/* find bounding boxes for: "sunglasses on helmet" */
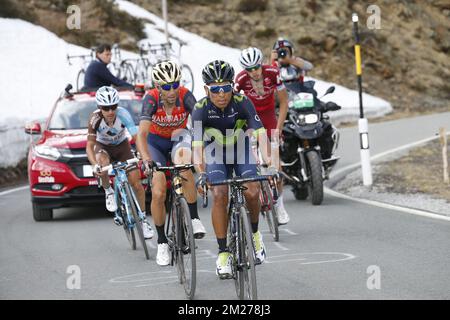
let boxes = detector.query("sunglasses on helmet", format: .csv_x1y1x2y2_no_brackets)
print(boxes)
160,82,180,91
100,105,118,111
207,84,233,94
245,64,261,72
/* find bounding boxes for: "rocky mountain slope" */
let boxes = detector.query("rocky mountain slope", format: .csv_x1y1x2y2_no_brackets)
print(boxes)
133,0,450,115
2,0,449,116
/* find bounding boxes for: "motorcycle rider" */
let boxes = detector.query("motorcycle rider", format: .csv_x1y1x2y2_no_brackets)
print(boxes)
270,38,314,86
235,47,290,225
272,38,338,161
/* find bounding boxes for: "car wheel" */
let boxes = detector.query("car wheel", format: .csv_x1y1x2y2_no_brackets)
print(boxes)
32,203,53,221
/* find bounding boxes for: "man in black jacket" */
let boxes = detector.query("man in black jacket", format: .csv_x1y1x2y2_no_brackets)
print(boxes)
83,44,133,90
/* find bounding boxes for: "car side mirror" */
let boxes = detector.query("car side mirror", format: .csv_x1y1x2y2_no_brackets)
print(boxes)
25,122,41,135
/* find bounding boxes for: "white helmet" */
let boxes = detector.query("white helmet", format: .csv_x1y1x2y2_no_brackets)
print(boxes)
239,47,263,69
152,60,181,85
95,86,120,106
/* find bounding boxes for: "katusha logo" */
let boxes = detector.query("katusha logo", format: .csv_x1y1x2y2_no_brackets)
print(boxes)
38,170,55,183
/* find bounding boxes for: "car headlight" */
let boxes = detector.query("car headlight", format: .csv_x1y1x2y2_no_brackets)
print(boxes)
304,114,318,124
35,145,61,160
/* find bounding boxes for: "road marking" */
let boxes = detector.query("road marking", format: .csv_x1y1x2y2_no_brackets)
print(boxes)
265,252,356,265
0,185,28,197
273,242,290,251
328,133,450,222
325,187,450,222
281,228,298,235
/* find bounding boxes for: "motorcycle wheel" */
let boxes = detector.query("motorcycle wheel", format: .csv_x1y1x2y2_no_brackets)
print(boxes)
306,151,323,205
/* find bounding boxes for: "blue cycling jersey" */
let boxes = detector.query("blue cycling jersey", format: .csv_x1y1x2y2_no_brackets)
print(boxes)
191,93,265,147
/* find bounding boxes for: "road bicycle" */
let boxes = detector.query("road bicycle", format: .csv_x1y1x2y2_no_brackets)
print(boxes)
101,158,150,260
149,163,197,299
204,175,270,300
137,39,194,92
251,141,280,241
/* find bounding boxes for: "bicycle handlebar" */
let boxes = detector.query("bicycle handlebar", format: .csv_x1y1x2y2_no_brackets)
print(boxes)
101,158,139,172
209,175,271,187
153,163,194,172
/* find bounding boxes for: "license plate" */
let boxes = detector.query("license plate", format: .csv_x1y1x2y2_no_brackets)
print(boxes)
83,165,94,177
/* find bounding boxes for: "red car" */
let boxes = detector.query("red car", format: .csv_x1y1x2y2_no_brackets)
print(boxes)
25,85,148,221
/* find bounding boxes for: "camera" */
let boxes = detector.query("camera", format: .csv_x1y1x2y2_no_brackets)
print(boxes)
277,48,289,58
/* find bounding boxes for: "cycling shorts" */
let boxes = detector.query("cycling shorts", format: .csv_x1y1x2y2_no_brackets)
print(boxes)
205,137,258,184
147,130,192,166
94,139,137,171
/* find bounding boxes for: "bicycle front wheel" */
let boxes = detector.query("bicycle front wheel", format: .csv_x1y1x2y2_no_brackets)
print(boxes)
239,206,258,300
176,197,196,300
125,184,150,260
118,192,136,250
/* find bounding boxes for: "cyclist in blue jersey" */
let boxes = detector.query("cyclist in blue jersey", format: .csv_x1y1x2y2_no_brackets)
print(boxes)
192,60,270,279
86,86,153,239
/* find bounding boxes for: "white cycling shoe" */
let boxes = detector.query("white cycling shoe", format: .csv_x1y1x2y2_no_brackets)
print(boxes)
156,243,170,266
191,219,206,239
275,196,290,225
142,220,154,239
253,231,266,265
216,252,233,279
105,189,118,212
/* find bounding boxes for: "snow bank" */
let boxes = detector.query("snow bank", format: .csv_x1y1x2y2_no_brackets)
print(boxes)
0,1,392,167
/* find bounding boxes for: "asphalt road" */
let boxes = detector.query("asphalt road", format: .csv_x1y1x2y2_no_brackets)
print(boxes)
1,112,449,300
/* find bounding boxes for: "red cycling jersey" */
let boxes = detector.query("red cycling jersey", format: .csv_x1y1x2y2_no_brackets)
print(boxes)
235,65,285,138
140,86,196,139
235,65,285,113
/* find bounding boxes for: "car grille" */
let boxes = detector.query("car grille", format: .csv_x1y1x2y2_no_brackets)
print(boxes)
67,186,104,195
60,148,91,179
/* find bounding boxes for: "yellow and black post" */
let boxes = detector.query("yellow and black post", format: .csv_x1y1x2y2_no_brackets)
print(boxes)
353,13,373,186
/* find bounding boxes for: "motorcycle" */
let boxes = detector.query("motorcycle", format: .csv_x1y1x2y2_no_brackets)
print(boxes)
280,81,341,205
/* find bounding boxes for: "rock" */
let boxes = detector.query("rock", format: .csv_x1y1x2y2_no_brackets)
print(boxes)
323,35,337,52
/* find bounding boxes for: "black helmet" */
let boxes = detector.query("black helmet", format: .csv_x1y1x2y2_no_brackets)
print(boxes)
273,38,294,54
202,60,235,84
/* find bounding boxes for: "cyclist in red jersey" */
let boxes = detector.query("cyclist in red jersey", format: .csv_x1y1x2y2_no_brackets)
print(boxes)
235,47,290,225
136,61,206,266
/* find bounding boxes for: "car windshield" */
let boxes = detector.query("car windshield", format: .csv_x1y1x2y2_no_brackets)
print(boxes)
48,98,142,130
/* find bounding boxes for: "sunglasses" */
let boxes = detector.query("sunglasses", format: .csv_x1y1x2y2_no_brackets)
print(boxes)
100,105,118,112
160,82,180,91
207,84,233,94
245,64,261,72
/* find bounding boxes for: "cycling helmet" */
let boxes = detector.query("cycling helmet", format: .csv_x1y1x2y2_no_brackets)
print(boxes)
95,86,120,106
202,60,235,84
273,38,294,54
151,60,181,85
239,47,263,69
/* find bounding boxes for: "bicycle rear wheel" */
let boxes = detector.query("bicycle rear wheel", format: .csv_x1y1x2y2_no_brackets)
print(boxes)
175,197,196,299
180,64,194,92
76,69,85,91
239,206,258,300
120,61,135,83
125,184,150,260
261,181,279,242
118,192,136,250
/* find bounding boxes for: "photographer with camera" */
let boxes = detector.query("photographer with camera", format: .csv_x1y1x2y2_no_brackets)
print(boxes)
270,38,313,85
